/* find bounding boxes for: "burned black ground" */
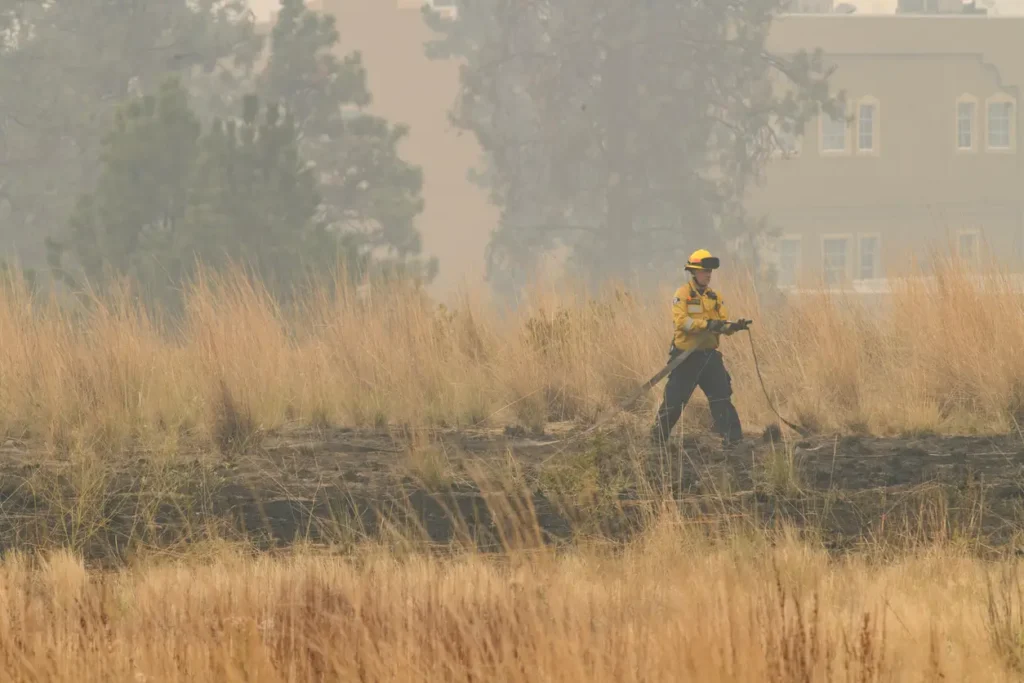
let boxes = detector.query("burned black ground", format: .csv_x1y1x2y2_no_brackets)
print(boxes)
1,424,1024,564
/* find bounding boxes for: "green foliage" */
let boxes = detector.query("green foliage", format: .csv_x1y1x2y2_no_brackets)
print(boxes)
536,433,631,535
0,0,259,269
47,79,203,292
3,0,434,294
46,78,338,304
258,0,437,284
180,92,328,290
424,0,839,296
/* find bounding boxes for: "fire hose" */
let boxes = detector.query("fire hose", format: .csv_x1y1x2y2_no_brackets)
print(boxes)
533,320,808,449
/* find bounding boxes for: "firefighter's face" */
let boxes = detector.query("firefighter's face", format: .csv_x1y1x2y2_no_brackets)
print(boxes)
693,269,712,287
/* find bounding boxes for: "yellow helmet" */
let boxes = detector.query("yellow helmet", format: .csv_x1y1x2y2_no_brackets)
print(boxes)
685,249,720,272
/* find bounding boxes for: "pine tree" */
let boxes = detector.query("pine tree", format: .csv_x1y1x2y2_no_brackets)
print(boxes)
48,79,202,295
48,79,338,305
259,0,437,284
180,93,328,294
0,0,259,272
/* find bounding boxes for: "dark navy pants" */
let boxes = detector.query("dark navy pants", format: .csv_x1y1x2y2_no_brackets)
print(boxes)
651,349,743,444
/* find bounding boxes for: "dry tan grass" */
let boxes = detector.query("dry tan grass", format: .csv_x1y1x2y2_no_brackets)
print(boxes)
1,254,1023,456
2,259,1023,679
0,521,1022,681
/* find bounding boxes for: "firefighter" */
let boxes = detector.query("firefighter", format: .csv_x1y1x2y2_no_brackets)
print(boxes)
651,249,750,447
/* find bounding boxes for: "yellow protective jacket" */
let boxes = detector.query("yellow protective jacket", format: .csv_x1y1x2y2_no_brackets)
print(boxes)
670,281,737,352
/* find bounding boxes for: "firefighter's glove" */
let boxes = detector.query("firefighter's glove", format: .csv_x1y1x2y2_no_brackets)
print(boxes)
730,319,752,332
706,320,728,334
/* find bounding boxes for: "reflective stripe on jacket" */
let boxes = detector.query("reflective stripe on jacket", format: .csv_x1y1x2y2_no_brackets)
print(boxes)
670,282,736,352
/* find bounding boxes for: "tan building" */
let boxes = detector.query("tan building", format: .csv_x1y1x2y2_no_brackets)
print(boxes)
752,14,1024,288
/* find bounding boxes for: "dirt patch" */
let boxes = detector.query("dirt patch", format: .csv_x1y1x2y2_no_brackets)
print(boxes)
2,426,1024,563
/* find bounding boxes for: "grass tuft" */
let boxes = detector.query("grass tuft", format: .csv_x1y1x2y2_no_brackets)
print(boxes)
212,378,263,456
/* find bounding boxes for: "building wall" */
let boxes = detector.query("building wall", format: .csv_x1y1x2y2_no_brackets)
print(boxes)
749,15,1024,286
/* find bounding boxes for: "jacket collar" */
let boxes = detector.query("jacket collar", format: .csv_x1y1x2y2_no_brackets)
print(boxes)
688,281,717,300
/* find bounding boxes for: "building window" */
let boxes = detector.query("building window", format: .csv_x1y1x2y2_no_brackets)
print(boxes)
987,98,1014,150
820,108,847,153
958,230,979,263
776,236,801,288
857,102,876,152
957,100,976,150
858,235,880,280
822,236,850,285
775,129,801,158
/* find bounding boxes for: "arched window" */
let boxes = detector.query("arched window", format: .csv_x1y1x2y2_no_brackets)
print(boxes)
955,94,979,153
856,96,880,155
985,93,1016,152
819,103,849,155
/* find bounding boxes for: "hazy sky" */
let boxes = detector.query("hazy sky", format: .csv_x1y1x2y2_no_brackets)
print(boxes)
248,0,280,23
